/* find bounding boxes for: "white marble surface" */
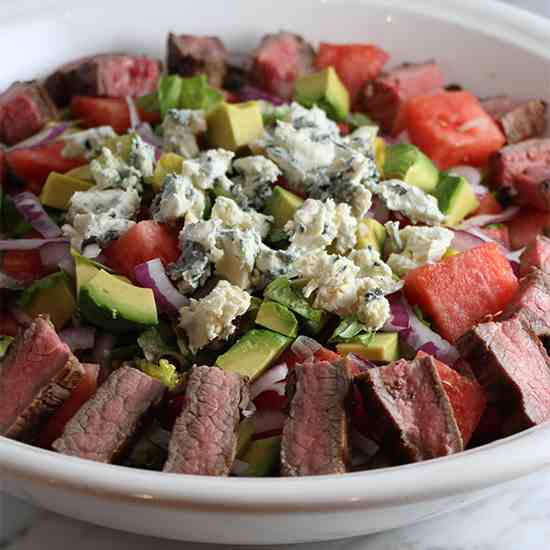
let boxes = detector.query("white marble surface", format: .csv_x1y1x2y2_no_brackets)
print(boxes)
2,0,550,548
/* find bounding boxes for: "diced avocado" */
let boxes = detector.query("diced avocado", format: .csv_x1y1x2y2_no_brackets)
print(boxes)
383,144,439,193
436,172,480,227
356,218,386,253
374,137,386,174
240,436,281,477
294,66,350,121
336,332,400,362
207,101,264,151
20,272,76,330
65,164,93,181
0,336,13,360
40,172,94,210
263,277,328,335
264,185,304,228
216,329,291,381
236,418,256,457
79,269,158,332
72,251,129,296
152,152,185,192
255,301,298,338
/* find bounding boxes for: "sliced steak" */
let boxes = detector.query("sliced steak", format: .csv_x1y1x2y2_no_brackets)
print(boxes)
52,366,164,463
364,61,444,135
0,316,84,442
490,138,550,210
281,360,351,476
520,234,550,276
45,54,161,106
500,268,550,337
0,82,58,145
457,317,550,435
163,366,247,476
357,355,463,463
481,96,546,144
251,31,315,100
166,33,227,88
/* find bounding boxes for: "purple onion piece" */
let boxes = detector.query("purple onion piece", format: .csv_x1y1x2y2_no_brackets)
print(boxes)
250,363,288,400
13,192,62,238
7,121,76,151
59,327,96,351
39,241,72,271
458,206,519,230
236,85,285,105
0,238,68,251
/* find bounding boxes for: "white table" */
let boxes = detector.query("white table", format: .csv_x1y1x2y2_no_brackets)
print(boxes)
2,1,550,548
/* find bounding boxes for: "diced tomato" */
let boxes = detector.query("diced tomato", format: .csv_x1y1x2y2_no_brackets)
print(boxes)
0,312,19,337
474,192,503,216
506,207,550,250
1,249,46,282
6,141,86,187
404,243,518,342
70,96,161,134
103,220,180,279
402,91,506,170
315,43,390,105
38,364,99,449
482,224,511,249
254,390,288,412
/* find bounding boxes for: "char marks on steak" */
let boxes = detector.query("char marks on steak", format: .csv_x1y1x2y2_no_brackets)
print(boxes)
52,366,164,463
0,81,58,146
520,235,550,277
163,366,247,476
357,355,463,463
281,360,351,476
0,316,84,441
166,33,228,89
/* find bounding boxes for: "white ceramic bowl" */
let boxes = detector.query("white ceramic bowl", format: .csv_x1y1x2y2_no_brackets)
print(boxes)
2,0,550,544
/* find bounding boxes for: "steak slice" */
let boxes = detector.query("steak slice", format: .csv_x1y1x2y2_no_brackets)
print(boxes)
356,355,463,463
251,32,315,100
45,54,161,106
457,317,550,435
53,366,164,463
163,366,247,476
500,268,550,337
281,360,351,476
364,61,444,135
166,33,228,88
0,81,58,145
481,96,546,144
0,316,84,442
520,235,550,276
490,138,550,210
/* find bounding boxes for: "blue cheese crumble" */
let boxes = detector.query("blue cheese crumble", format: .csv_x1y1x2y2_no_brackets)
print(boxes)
161,109,207,158
62,126,116,159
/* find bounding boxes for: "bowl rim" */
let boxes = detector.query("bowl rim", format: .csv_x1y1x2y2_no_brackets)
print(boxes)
2,0,550,514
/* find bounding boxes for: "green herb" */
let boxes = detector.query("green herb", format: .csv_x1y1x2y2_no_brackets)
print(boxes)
134,358,183,391
0,336,14,360
328,316,373,344
158,75,184,118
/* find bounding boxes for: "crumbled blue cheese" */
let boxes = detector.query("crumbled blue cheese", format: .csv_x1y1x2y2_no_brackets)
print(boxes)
179,219,224,263
90,147,141,191
344,126,378,157
366,179,444,225
161,109,206,158
128,134,155,179
178,280,251,353
252,245,295,287
168,241,211,294
355,282,390,330
152,173,205,225
284,102,340,137
181,149,234,191
349,247,402,295
62,126,116,159
387,225,454,277
210,196,272,239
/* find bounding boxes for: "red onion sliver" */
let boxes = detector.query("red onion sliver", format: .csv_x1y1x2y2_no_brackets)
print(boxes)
13,192,62,238
346,353,378,373
135,122,163,147
125,96,141,129
451,229,487,252
290,335,322,360
252,409,286,436
58,257,76,277
459,206,519,229
7,121,76,151
0,238,68,251
59,327,96,351
134,258,188,315
382,293,410,331
250,363,288,400
39,241,71,270
236,85,285,105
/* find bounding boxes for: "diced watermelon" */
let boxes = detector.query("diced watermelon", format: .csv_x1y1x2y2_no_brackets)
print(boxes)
506,207,550,250
315,43,390,106
402,91,506,170
1,249,47,282
404,243,519,342
474,192,503,216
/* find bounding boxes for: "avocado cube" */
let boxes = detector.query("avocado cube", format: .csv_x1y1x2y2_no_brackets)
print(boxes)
21,272,76,330
152,152,185,192
236,418,256,458
356,218,386,254
264,185,304,228
216,329,291,381
383,144,439,194
72,251,130,296
40,172,94,210
294,66,350,121
374,137,386,174
79,269,158,332
65,164,93,181
256,301,298,338
436,172,480,227
207,101,264,151
240,436,281,477
336,332,400,362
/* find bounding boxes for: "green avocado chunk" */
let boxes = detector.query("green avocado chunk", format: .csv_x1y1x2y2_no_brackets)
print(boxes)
356,218,386,254
255,301,298,338
336,332,400,362
240,436,282,477
236,418,256,457
264,185,304,228
436,172,480,227
216,329,291,381
383,144,439,193
40,172,94,210
294,66,350,121
79,269,158,332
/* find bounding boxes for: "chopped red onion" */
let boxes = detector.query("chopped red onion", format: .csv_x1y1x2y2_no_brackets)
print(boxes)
252,409,286,436
0,238,68,251
13,192,62,238
230,459,251,477
58,257,76,277
135,122,162,159
451,229,487,252
7,121,76,151
459,206,519,229
134,258,188,315
125,96,140,129
39,241,71,270
346,353,377,373
369,197,390,224
382,293,410,331
236,85,285,105
250,363,288,400
59,327,96,351
290,335,322,360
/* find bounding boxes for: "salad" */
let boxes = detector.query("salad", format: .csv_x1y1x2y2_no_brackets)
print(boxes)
0,31,549,477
